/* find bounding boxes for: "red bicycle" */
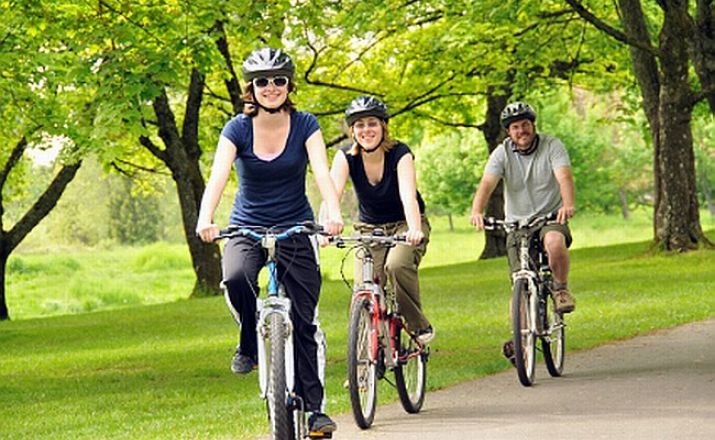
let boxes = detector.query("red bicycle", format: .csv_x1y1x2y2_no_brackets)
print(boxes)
331,230,428,429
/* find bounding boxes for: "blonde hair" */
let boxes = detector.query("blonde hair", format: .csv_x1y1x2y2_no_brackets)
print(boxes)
348,119,397,156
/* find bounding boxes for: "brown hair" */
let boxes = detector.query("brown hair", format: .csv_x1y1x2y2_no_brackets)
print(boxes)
348,119,397,156
241,82,297,117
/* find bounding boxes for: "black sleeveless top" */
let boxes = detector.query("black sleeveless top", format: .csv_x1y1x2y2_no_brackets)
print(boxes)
341,142,426,224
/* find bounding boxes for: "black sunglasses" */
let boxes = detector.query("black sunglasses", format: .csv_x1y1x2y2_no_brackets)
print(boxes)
252,76,289,88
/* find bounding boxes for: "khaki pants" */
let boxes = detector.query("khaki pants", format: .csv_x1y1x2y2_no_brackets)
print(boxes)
353,216,431,331
506,222,572,273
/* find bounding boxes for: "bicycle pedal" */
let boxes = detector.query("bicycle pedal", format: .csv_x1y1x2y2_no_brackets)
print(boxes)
308,432,333,439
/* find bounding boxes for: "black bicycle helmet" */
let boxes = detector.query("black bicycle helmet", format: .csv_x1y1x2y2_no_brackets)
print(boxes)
345,96,389,126
500,102,537,129
242,47,295,81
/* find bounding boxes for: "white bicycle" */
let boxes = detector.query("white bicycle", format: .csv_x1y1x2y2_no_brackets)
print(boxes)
217,222,330,439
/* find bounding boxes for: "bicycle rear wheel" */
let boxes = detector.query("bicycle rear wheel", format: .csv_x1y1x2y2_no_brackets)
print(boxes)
266,312,292,439
394,322,427,413
542,293,566,377
347,296,378,429
512,278,536,386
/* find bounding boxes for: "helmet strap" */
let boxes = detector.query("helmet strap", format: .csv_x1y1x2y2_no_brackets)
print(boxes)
355,135,384,154
509,134,540,156
361,145,381,154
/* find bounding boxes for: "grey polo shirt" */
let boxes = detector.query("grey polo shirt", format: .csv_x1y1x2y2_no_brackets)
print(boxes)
484,134,571,222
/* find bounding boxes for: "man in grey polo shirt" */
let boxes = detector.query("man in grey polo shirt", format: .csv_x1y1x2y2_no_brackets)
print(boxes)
470,102,576,315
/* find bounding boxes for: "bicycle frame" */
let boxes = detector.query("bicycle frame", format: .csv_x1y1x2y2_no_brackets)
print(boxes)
218,223,321,439
334,231,428,428
485,212,566,385
352,244,399,369
489,214,557,336
256,235,295,402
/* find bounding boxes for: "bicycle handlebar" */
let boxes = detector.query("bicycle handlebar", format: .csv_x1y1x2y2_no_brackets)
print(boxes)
328,230,408,249
215,221,325,242
483,211,559,233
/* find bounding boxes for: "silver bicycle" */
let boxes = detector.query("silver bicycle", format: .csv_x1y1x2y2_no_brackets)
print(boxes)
485,212,566,386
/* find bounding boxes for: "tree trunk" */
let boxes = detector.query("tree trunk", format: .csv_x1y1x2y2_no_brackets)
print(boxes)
691,0,715,113
447,212,454,232
142,78,223,297
0,248,8,321
0,149,82,320
618,187,631,220
702,168,715,217
479,87,510,259
653,1,706,250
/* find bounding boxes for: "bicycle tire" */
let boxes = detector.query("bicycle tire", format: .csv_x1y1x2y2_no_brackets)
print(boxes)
267,312,292,439
512,278,536,386
542,293,566,377
394,322,426,413
347,296,378,429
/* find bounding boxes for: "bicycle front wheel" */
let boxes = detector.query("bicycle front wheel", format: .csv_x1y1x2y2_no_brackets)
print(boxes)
542,293,566,377
266,313,292,439
347,296,378,429
512,278,536,386
394,323,427,413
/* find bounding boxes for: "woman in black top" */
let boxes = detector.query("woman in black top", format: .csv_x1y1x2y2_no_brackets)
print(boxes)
325,96,434,344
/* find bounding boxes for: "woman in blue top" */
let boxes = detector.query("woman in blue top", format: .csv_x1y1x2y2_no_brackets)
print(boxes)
196,48,342,434
324,96,434,344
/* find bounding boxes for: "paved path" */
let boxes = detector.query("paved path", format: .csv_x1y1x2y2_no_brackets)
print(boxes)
328,319,715,439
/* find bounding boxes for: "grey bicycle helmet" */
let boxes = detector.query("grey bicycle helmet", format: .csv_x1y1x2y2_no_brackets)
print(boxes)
500,102,537,129
345,96,389,126
242,47,295,81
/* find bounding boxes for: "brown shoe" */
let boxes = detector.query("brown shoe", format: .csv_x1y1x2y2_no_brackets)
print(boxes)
553,290,576,314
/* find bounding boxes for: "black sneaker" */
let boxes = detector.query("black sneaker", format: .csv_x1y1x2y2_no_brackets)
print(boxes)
230,350,256,374
308,412,337,434
502,340,516,367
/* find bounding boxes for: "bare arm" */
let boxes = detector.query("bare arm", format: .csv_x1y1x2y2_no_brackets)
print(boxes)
396,154,424,245
318,149,349,223
469,173,501,230
196,136,236,242
306,129,344,236
554,166,576,224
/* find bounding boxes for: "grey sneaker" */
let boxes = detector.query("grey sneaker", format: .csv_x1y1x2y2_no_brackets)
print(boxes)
553,290,576,314
230,350,256,374
308,412,337,434
415,326,435,345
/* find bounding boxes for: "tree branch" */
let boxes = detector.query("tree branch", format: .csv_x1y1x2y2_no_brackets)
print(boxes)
182,68,205,162
412,111,484,130
111,158,170,176
6,160,82,253
139,135,167,163
325,133,349,149
97,0,164,45
0,137,28,192
304,42,385,96
564,0,660,56
212,20,243,114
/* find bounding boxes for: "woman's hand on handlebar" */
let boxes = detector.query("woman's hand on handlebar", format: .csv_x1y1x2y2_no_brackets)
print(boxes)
196,221,220,243
404,229,424,246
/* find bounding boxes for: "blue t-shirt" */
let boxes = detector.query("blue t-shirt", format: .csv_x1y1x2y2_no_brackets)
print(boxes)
341,142,426,224
221,111,319,227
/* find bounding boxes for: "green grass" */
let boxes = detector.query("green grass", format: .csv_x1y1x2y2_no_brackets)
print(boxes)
11,209,713,320
2,225,714,439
